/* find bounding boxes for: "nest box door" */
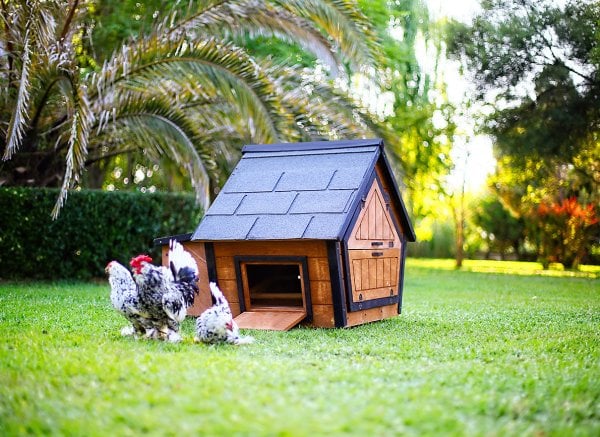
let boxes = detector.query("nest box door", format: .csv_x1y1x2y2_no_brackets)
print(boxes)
346,178,402,311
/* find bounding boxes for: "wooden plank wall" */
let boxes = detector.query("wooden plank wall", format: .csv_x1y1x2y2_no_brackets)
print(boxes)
346,304,398,327
212,240,336,328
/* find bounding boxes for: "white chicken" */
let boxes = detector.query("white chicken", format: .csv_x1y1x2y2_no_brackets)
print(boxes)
195,282,254,345
105,260,153,338
129,240,199,342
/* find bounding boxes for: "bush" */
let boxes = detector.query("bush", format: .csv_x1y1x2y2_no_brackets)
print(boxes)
533,197,599,269
407,220,455,258
0,188,203,280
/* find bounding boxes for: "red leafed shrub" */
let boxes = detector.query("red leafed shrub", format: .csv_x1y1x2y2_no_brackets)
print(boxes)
535,197,599,268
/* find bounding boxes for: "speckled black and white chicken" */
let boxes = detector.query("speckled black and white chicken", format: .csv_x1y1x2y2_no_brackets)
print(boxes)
129,240,199,342
195,282,254,345
106,260,154,338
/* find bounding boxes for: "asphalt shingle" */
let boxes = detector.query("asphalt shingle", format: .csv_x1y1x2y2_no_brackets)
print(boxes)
289,190,355,214
236,191,298,215
205,193,245,216
223,169,282,193
247,215,313,239
275,169,335,192
191,215,257,240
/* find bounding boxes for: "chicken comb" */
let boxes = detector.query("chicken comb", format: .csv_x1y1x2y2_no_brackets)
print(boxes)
129,254,153,270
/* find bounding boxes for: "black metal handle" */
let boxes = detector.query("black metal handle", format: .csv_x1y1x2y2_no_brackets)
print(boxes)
371,252,384,257
371,241,384,247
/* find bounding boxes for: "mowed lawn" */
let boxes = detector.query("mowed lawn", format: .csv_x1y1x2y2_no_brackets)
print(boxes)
0,259,598,436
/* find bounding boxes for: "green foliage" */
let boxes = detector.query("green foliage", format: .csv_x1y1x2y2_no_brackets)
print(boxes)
532,197,599,269
86,0,184,62
0,263,599,434
407,220,455,259
473,196,526,259
359,0,455,222
0,187,202,280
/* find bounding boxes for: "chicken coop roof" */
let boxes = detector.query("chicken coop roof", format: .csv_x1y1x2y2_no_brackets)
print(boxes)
192,139,415,241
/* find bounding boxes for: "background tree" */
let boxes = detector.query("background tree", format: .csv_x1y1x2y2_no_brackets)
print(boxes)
447,0,599,266
1,0,382,216
357,0,455,233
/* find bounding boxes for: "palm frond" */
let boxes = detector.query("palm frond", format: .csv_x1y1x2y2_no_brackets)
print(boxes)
276,0,382,69
52,73,93,218
270,64,386,141
92,92,213,206
3,28,31,160
28,0,59,49
90,35,297,143
166,0,342,75
1,0,386,217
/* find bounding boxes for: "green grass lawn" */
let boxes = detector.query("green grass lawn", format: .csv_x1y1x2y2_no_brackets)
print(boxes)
1,259,598,436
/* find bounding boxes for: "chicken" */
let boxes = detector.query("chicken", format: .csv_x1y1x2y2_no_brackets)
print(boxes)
195,282,254,345
129,240,199,342
105,260,153,338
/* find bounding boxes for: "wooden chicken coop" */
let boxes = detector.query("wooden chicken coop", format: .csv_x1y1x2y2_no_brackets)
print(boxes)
157,139,415,330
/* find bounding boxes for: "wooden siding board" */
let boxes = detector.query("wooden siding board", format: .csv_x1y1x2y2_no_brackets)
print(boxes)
217,279,240,304
345,304,398,327
230,302,241,317
215,259,237,280
214,240,327,258
309,304,336,328
308,257,331,282
348,175,400,249
309,280,333,305
343,174,404,313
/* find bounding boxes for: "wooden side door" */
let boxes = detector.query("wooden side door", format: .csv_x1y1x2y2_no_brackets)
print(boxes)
346,178,402,310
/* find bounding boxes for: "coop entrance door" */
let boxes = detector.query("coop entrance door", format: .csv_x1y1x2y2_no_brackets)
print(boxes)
233,256,311,330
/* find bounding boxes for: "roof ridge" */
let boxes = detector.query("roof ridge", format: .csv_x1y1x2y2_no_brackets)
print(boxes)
242,138,383,154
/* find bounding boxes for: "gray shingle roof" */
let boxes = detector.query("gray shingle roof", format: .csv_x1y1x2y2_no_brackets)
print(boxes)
192,139,414,241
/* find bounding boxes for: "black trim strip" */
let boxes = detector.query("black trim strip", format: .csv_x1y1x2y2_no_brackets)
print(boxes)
233,257,246,312
350,295,400,312
153,232,193,246
243,138,383,154
204,242,217,283
398,238,408,314
327,241,347,328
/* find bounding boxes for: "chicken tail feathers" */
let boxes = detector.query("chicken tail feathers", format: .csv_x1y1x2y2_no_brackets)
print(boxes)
209,281,227,306
168,240,199,280
178,281,199,308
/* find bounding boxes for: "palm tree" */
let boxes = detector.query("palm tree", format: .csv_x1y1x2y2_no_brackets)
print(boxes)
1,0,383,217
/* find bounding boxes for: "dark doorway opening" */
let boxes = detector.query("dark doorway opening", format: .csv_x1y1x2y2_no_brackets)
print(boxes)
246,263,303,307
